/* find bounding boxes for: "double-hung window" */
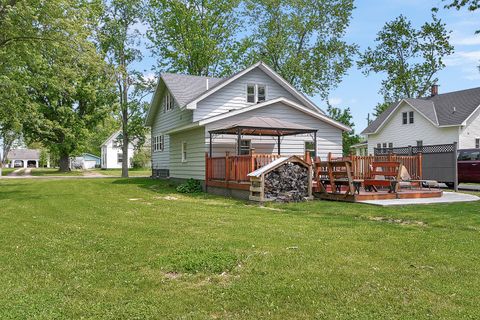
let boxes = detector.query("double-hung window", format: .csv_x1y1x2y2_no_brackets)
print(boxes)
153,135,164,152
402,112,408,125
239,140,251,155
246,84,267,103
476,138,480,149
409,111,414,124
117,153,123,163
181,142,187,162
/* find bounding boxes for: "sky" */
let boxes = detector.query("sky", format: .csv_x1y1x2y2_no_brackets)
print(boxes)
136,0,480,134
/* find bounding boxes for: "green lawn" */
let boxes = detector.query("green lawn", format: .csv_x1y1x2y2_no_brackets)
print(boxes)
1,168,15,176
94,168,151,177
0,178,479,319
30,168,85,176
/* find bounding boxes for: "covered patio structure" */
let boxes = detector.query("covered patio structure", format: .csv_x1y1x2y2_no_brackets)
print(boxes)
205,117,318,190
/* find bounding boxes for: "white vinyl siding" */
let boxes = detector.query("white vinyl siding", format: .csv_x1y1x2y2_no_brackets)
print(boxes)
169,127,206,180
151,87,193,170
459,106,480,149
100,132,135,169
193,67,304,121
367,101,459,154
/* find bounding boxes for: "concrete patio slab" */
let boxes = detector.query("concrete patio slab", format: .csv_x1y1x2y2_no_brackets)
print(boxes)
359,192,480,206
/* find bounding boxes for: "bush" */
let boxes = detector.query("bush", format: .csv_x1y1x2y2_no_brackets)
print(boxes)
176,179,202,193
132,148,151,168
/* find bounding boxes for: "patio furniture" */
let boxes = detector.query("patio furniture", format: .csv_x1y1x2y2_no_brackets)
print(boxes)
315,160,355,195
363,161,401,193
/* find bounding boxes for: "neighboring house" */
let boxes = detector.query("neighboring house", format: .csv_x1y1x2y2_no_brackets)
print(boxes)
71,153,101,170
101,130,135,169
7,149,40,168
362,86,480,154
146,61,350,181
350,141,368,156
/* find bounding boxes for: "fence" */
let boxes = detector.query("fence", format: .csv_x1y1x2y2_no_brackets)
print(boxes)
374,143,458,190
346,154,422,180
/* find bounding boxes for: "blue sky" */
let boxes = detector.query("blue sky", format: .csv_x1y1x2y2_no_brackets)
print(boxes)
137,0,480,133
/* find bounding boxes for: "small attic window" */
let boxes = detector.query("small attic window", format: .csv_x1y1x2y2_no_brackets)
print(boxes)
247,84,255,103
164,92,174,112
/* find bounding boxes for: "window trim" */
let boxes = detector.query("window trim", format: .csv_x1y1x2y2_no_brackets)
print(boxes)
409,111,414,124
246,83,267,104
164,92,174,112
475,138,480,149
181,141,187,162
402,112,408,125
239,139,251,155
117,152,123,164
153,135,164,152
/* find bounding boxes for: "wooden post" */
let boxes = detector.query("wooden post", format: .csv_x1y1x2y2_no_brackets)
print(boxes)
237,128,241,156
250,148,255,171
277,135,281,155
417,152,423,179
328,152,332,161
225,151,230,184
205,152,209,192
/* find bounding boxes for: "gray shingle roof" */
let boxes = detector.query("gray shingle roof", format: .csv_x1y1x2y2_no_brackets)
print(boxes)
7,149,40,160
161,73,225,107
362,87,480,134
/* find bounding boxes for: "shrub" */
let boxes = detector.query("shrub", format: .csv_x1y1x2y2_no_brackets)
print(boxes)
132,148,151,168
176,179,202,193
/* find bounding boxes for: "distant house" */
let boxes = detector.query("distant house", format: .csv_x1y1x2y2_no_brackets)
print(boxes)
361,86,480,154
145,61,350,181
101,130,135,169
71,153,101,170
7,149,40,168
350,141,368,156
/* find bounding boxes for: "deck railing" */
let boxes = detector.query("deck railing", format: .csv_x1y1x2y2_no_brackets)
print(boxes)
333,153,423,180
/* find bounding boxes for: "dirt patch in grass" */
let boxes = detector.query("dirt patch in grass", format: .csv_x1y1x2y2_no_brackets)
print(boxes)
369,216,427,226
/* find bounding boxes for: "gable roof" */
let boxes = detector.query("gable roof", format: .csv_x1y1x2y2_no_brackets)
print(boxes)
7,149,40,160
184,61,324,114
146,61,325,126
362,87,480,135
199,97,350,132
101,130,121,146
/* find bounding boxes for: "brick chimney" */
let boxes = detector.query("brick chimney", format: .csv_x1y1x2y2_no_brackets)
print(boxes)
431,84,438,97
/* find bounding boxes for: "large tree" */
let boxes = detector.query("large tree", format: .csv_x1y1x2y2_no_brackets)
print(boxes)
326,105,360,156
146,0,245,77
358,15,454,107
100,0,152,178
6,1,115,171
244,0,357,99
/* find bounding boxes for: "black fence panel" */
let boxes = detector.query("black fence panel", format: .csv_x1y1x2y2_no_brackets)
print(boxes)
374,142,458,191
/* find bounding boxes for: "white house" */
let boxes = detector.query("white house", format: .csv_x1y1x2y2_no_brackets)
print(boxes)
71,153,101,170
101,130,135,169
145,61,350,181
6,149,40,168
362,86,480,154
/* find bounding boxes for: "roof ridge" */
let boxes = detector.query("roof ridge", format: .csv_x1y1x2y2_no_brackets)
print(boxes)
161,72,224,80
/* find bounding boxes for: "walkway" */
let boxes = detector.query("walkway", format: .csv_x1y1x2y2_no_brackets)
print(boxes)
359,192,480,206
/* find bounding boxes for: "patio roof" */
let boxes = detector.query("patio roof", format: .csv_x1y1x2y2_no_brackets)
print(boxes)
208,116,317,136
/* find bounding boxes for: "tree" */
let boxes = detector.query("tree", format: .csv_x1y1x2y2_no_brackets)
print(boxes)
11,0,117,171
326,105,360,156
146,0,246,77
99,0,152,178
358,15,454,103
244,0,357,99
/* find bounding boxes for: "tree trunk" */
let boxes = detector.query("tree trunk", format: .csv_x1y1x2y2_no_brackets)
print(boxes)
121,126,129,178
59,153,70,172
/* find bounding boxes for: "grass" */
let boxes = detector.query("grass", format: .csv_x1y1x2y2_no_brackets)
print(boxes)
0,178,479,319
93,168,151,177
30,168,85,176
1,168,15,176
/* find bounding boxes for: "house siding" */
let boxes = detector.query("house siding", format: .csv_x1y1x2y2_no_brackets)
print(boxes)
193,68,305,121
367,101,459,154
169,126,206,180
101,139,134,169
205,102,343,160
459,107,480,149
151,87,193,171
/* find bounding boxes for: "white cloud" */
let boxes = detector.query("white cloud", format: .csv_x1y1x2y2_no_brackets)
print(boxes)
451,33,480,46
143,72,157,82
328,97,343,106
444,50,480,67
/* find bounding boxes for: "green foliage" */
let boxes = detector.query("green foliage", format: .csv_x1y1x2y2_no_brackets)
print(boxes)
358,15,454,102
132,147,151,168
373,101,392,117
176,179,203,193
244,0,358,98
327,105,361,156
146,0,245,76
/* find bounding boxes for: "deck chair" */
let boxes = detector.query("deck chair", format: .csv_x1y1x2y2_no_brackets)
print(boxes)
364,161,401,193
315,160,355,195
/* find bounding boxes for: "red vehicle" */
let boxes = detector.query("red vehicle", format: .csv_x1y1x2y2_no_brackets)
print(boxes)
457,149,480,184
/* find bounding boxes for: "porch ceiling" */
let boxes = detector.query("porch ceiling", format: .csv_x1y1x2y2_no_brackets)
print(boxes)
208,116,316,136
